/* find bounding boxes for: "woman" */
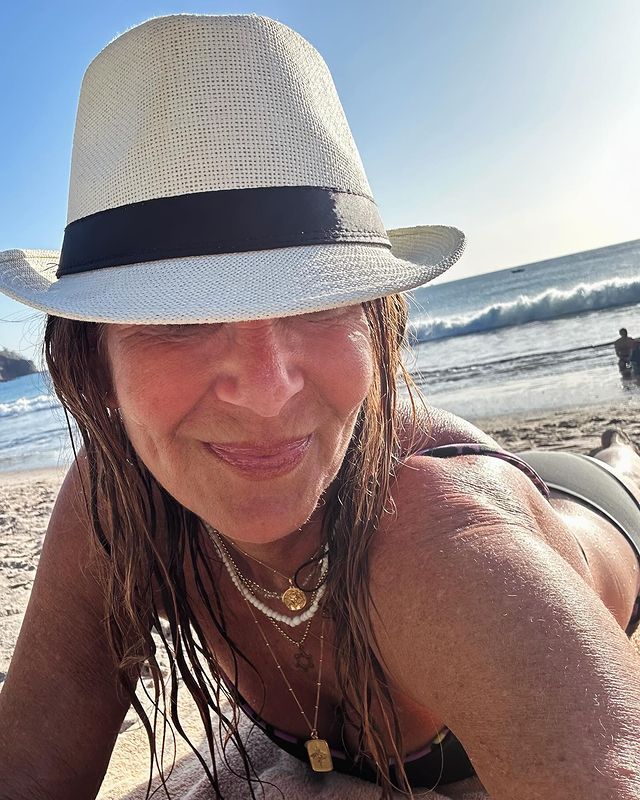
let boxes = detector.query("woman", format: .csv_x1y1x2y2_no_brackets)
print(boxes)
1,14,639,800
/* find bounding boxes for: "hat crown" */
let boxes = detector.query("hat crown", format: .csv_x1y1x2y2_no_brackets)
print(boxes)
67,14,372,224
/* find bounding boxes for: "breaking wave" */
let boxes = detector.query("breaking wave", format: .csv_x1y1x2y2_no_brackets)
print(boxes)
0,394,60,419
413,276,640,342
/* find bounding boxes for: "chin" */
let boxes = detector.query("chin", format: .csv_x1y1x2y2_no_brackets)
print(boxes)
200,471,332,542
151,434,346,538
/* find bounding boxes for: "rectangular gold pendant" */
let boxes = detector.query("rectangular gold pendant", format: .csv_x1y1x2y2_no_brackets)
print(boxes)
305,738,334,772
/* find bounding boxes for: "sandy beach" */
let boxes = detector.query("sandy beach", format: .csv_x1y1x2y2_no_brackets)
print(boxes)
476,404,640,453
0,467,65,685
1,403,639,797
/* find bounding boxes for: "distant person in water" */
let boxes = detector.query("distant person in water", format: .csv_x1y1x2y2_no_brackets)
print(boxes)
629,339,640,377
614,328,634,374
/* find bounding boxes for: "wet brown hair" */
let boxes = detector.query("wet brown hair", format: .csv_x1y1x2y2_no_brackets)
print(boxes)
45,295,422,798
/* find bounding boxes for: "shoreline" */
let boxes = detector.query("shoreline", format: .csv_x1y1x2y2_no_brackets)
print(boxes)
0,465,67,484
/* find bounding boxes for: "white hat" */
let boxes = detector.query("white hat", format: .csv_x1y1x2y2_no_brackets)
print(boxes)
0,14,465,324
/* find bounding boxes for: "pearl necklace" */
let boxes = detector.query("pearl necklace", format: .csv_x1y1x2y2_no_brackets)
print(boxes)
204,523,329,628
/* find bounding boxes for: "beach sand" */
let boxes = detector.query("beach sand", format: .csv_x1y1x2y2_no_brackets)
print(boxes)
0,467,66,686
475,404,640,453
1,404,639,797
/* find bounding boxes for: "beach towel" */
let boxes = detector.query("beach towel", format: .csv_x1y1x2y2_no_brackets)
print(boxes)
99,698,488,800
99,627,640,800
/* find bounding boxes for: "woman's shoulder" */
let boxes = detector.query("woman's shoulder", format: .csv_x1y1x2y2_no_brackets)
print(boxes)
368,444,582,678
391,403,530,537
386,441,547,547
383,429,593,580
368,441,602,690
368,444,640,794
370,448,537,620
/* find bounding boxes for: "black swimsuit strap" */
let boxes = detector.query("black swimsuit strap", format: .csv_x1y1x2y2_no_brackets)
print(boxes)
417,443,551,499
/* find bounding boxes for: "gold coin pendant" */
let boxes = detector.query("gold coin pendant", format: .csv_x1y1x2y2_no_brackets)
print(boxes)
282,586,307,611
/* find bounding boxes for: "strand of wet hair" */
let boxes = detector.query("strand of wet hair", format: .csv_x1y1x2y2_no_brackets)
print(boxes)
181,511,277,795
154,489,277,798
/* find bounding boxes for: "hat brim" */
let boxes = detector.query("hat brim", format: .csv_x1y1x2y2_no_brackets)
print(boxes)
0,226,464,324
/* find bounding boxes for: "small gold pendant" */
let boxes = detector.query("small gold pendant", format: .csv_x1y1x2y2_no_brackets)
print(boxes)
282,585,307,611
294,649,314,672
305,737,333,772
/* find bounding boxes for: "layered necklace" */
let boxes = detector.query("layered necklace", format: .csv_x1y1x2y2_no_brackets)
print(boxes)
202,520,335,772
244,599,333,772
203,522,328,671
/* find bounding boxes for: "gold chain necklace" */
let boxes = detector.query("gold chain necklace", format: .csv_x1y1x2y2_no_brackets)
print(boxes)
203,523,329,628
204,525,322,668
225,538,324,603
216,528,326,612
266,615,316,671
244,598,333,773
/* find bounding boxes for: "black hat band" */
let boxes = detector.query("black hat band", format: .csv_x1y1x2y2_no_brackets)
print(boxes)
57,186,390,277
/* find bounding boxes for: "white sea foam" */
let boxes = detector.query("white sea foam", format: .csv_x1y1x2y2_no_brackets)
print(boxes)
413,276,640,342
0,394,60,418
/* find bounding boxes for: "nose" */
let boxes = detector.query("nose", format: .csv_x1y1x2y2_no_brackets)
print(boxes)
212,322,304,417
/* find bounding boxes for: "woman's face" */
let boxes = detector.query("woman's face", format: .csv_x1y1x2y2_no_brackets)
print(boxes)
105,305,374,543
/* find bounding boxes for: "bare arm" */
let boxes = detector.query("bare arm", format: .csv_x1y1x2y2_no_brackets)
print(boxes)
372,456,640,799
0,462,130,800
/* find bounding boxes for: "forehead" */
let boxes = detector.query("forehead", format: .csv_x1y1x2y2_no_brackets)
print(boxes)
107,303,368,330
103,303,371,344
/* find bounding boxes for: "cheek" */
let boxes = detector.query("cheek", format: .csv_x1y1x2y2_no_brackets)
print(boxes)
346,331,375,398
312,325,374,409
109,345,206,436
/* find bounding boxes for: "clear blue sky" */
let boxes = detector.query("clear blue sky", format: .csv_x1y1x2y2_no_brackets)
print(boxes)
1,0,639,359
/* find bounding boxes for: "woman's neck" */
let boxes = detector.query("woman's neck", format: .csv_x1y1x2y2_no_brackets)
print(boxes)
219,516,326,587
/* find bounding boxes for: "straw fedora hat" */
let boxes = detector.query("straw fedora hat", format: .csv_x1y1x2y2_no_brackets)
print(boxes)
0,14,465,324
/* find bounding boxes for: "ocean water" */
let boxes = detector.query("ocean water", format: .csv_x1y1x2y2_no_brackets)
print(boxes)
409,238,640,419
0,372,74,472
1,238,639,473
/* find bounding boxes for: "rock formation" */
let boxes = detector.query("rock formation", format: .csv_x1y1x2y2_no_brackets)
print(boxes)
0,348,38,382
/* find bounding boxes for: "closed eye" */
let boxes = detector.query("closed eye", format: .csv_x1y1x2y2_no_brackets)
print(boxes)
297,307,350,323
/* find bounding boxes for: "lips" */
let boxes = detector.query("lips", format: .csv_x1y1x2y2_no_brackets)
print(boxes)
204,435,312,478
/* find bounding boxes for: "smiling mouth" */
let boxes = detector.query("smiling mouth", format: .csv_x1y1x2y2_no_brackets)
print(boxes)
204,436,312,478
